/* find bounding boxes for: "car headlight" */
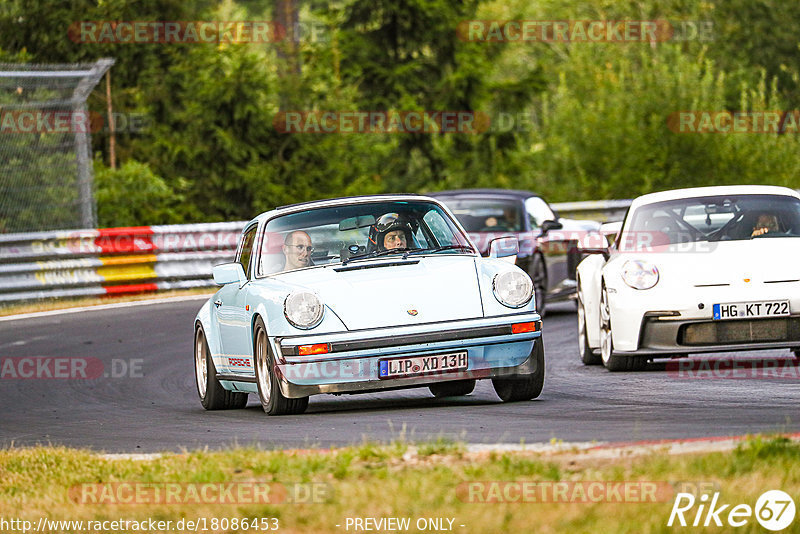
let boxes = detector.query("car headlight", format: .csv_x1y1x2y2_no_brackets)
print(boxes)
284,291,324,329
621,260,659,290
492,271,533,308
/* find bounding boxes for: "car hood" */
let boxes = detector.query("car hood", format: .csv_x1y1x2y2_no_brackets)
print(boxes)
272,256,484,330
616,238,800,286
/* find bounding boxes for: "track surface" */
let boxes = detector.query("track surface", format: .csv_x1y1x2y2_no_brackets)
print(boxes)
1,298,799,453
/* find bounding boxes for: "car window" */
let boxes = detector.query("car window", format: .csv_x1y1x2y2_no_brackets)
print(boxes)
524,196,556,229
438,198,524,232
257,200,474,276
237,225,258,278
622,194,800,250
422,210,454,246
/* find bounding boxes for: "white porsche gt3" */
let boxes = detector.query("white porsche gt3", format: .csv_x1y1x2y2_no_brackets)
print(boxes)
577,185,800,371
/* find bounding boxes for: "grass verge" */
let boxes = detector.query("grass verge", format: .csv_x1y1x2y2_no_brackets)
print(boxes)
1,436,798,533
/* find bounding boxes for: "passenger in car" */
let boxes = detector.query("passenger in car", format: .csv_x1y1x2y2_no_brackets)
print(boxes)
283,230,314,270
751,213,780,237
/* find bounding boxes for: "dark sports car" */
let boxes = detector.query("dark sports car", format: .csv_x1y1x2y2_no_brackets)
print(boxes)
430,189,600,316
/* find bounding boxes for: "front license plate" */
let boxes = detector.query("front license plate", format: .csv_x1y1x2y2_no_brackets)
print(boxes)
378,351,468,379
712,300,791,320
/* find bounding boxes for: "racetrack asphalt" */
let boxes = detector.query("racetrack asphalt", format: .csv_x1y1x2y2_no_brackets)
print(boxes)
1,298,799,453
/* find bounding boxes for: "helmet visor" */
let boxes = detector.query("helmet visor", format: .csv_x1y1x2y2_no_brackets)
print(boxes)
374,212,413,233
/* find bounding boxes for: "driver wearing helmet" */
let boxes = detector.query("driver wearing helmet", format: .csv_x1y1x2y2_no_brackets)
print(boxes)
367,213,416,253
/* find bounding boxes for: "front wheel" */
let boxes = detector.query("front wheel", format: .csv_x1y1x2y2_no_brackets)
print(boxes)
492,338,545,402
254,318,309,415
429,380,476,398
194,325,248,410
577,282,601,365
599,284,645,372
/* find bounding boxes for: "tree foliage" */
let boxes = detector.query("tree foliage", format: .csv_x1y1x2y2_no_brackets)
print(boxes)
1,0,799,228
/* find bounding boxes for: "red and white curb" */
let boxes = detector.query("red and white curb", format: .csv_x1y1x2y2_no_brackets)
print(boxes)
95,432,800,461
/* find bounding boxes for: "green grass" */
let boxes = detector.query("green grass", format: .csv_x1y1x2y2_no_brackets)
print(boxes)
1,436,799,533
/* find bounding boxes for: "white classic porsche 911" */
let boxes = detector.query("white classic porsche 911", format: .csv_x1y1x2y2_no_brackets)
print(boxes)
577,185,800,371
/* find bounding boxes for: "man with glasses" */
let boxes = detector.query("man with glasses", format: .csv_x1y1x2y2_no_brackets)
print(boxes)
282,230,314,271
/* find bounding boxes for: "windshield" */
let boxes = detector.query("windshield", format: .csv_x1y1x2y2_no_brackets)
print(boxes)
257,200,474,275
621,194,800,250
436,198,524,232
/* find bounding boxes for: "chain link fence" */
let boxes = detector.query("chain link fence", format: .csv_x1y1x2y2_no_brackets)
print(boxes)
0,58,113,233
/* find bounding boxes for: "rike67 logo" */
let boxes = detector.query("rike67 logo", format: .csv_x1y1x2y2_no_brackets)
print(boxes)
668,490,795,531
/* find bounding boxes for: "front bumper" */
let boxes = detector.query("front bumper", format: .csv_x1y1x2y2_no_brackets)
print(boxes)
273,313,541,398
630,314,800,356
608,282,800,355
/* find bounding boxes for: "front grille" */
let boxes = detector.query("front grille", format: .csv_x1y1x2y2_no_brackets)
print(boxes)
680,317,800,346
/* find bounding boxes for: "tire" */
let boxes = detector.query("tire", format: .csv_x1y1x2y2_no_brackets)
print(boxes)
599,283,646,372
194,325,248,410
577,280,601,365
530,254,548,318
254,318,309,415
492,337,545,402
793,348,800,360
429,379,476,398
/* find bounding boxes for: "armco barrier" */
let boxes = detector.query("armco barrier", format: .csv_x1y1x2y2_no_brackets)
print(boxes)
0,222,245,303
552,199,632,223
0,200,628,304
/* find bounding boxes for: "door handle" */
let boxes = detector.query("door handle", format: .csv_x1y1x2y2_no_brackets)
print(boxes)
214,300,222,308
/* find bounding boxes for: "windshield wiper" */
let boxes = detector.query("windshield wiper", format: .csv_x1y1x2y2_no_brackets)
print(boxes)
342,247,412,265
343,245,473,265
408,245,475,255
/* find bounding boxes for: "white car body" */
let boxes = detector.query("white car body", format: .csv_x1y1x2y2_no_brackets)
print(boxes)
577,185,800,370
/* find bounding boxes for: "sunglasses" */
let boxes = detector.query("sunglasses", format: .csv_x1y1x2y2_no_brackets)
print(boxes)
288,244,314,253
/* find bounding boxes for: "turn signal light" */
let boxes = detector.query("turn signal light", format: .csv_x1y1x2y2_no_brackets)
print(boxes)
511,322,537,334
298,343,329,356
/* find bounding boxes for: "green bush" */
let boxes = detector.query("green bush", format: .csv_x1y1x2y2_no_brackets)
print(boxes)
93,160,191,227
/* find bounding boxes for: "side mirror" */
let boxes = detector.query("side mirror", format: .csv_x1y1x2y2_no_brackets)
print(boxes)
577,235,609,255
212,262,246,286
578,221,621,255
488,236,519,261
540,219,563,234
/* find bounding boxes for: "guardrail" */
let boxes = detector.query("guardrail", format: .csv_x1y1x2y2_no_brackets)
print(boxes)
0,222,245,303
552,199,632,223
0,200,627,304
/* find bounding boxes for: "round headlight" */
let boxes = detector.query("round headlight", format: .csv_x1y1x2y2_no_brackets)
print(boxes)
493,271,533,308
284,291,324,329
621,260,659,290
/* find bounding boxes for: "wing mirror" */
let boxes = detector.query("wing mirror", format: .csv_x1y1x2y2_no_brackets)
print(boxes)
488,236,519,261
212,263,246,286
578,221,622,255
540,219,563,234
